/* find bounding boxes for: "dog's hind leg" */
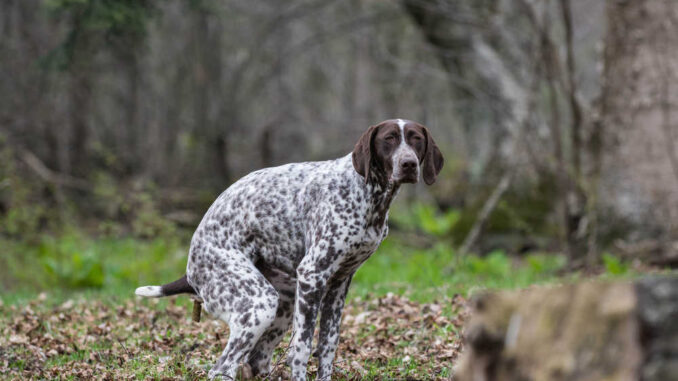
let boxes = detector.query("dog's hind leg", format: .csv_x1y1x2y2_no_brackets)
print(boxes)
246,264,296,376
196,254,279,380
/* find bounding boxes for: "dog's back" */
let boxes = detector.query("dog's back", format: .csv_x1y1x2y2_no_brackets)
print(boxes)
188,155,357,280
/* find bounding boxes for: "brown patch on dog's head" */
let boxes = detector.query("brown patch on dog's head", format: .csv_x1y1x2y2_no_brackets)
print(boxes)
352,119,443,185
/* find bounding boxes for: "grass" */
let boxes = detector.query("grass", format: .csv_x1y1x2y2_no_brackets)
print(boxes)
1,228,574,305
351,238,569,301
1,230,188,290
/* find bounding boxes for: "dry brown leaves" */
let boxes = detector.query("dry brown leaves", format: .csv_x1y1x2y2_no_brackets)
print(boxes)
0,293,468,380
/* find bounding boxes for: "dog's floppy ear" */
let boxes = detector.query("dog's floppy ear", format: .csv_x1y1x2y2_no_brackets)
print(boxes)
421,126,444,185
352,124,380,183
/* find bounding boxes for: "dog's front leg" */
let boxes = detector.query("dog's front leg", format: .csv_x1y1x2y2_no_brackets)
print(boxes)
288,255,329,381
316,275,352,380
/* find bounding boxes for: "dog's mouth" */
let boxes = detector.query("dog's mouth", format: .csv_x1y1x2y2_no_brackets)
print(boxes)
394,171,419,184
399,175,419,184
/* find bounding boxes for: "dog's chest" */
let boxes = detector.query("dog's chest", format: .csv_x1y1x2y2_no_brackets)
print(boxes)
333,219,388,274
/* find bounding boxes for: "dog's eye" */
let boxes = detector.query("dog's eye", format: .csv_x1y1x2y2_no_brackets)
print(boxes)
412,135,422,141
385,135,396,142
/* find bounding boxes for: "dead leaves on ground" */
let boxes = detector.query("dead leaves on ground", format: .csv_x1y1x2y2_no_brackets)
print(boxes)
0,293,468,380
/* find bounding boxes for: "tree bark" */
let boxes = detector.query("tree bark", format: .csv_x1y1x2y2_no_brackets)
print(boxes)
601,0,678,239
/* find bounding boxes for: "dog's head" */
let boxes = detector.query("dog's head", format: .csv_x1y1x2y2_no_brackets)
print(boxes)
352,119,444,185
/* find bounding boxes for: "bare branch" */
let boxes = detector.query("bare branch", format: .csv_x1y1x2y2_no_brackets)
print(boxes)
19,149,92,191
459,172,513,255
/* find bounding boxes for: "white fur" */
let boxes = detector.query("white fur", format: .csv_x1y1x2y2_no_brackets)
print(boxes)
391,119,419,182
135,285,163,297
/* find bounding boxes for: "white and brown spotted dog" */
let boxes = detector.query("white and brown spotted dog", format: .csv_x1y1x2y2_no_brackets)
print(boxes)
135,119,443,380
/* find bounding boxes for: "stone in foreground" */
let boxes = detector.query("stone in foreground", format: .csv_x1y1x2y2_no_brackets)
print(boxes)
455,276,678,381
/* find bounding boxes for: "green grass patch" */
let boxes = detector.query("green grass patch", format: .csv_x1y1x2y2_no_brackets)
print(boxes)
2,231,571,306
350,237,569,301
1,225,650,307
1,230,188,296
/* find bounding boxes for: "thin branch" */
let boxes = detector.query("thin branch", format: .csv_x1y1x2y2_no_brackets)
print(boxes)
559,0,583,180
227,0,344,108
459,172,513,255
19,149,92,191
245,10,398,101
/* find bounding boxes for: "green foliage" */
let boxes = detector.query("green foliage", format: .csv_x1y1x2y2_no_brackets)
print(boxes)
391,179,561,253
3,225,569,302
2,231,187,293
602,253,629,275
446,176,562,249
0,138,55,239
351,237,567,301
0,148,176,241
2,202,48,238
91,172,177,238
41,0,156,70
130,192,176,238
462,251,513,278
39,238,105,288
391,203,460,237
45,0,155,37
460,251,566,283
414,204,460,237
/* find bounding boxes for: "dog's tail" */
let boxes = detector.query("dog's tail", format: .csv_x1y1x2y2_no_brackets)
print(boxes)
135,274,197,298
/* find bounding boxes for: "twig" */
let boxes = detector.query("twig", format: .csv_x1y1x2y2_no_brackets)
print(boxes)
117,337,131,357
458,172,513,255
18,149,92,191
261,331,295,381
192,300,202,322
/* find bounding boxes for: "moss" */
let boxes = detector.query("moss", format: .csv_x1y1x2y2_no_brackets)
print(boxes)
449,174,562,252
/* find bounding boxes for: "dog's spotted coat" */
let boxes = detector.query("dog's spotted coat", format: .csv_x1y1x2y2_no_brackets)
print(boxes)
135,119,443,380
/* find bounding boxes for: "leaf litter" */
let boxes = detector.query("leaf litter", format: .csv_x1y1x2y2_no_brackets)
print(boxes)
0,293,468,380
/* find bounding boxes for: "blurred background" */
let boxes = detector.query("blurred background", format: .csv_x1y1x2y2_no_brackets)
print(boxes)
1,0,677,300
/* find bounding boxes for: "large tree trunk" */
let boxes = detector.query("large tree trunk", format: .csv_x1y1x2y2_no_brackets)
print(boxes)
601,0,678,241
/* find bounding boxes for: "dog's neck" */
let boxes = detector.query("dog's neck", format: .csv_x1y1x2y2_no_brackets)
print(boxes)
363,171,401,229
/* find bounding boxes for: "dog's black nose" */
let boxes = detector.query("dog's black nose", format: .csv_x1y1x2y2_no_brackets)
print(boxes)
401,160,417,171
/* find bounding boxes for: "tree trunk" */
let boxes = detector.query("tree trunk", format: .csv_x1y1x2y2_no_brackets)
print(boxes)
124,46,142,175
193,4,230,185
601,0,678,240
68,61,91,177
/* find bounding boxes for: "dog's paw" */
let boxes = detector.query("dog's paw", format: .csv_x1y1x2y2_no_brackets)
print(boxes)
268,366,292,381
208,367,234,380
208,364,254,381
238,363,254,380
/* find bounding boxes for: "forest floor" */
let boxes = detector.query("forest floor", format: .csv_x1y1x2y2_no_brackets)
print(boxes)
0,291,469,380
0,228,659,380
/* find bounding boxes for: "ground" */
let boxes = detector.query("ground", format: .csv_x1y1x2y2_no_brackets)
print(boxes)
0,292,469,380
0,213,651,380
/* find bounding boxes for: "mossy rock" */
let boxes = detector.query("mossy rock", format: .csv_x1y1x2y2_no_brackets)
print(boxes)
455,276,678,381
